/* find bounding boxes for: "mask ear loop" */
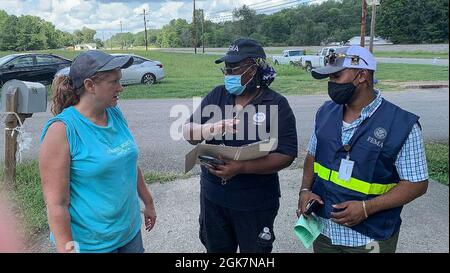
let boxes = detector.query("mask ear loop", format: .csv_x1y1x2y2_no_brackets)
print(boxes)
253,58,264,89
240,63,257,87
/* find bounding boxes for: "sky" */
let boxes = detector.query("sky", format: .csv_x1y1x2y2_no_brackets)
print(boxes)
0,0,323,39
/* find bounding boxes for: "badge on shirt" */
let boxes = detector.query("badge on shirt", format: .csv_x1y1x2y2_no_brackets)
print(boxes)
253,112,266,125
338,158,354,181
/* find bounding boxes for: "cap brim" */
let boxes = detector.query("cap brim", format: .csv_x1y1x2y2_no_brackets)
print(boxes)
311,66,346,79
214,54,247,64
99,55,133,71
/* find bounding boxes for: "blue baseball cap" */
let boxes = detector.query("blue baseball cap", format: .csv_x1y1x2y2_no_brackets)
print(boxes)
312,46,377,79
69,50,133,89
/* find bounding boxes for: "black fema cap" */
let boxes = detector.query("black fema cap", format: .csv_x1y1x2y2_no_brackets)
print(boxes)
215,38,266,64
69,50,133,89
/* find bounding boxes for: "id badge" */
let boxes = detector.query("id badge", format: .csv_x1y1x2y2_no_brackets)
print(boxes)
338,158,354,181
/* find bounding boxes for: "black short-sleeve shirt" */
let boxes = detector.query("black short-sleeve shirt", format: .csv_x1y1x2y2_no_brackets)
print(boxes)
188,85,298,211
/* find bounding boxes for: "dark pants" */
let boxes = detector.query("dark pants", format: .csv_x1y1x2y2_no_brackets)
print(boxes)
313,231,400,253
199,193,279,253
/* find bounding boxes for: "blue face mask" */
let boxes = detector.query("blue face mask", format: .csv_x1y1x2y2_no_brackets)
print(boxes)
224,65,255,96
224,75,246,95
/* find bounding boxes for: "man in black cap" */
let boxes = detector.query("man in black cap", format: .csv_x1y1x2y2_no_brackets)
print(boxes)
183,38,298,253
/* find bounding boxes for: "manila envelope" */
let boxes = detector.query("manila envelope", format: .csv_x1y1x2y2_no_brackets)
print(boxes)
184,138,277,173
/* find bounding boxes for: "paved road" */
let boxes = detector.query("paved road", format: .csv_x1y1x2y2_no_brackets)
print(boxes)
376,57,448,66
31,168,449,253
5,88,448,174
160,49,449,66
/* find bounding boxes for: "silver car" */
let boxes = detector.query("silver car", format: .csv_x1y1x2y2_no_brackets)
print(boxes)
55,53,165,86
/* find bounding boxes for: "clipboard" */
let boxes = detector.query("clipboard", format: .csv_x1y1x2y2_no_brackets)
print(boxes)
184,138,277,173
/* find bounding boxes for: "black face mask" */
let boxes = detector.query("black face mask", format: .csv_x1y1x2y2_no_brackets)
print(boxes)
327,72,360,105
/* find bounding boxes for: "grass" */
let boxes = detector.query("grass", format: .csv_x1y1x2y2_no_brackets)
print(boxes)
425,142,449,185
8,161,46,238
1,49,448,99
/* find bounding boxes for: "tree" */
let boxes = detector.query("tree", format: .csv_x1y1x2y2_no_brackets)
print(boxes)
157,19,191,48
377,0,448,44
13,16,47,50
94,38,104,49
232,5,258,37
73,27,96,44
57,30,75,48
0,15,20,50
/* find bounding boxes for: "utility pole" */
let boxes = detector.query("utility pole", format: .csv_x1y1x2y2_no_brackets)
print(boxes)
110,32,113,50
143,9,149,51
120,20,123,50
360,0,367,47
369,0,378,53
201,9,205,54
193,0,197,54
102,31,105,49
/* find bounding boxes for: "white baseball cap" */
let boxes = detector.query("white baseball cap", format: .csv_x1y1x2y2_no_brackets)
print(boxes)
312,45,377,79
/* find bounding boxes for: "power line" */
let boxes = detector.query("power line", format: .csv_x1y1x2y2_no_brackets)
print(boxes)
207,0,319,22
207,0,294,16
208,0,318,23
254,0,311,12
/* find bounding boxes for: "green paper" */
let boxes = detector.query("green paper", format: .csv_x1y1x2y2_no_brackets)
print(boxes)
294,214,324,249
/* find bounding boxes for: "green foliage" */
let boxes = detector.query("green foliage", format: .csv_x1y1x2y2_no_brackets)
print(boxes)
0,10,103,51
425,142,449,185
148,0,447,47
1,0,448,51
377,0,449,44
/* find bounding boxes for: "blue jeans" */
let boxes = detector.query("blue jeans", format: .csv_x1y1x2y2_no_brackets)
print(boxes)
110,230,145,253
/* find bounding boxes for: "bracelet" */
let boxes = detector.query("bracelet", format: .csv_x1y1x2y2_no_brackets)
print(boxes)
299,188,311,195
362,201,369,219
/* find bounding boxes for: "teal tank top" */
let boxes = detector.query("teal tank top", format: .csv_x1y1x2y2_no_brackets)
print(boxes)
40,106,141,252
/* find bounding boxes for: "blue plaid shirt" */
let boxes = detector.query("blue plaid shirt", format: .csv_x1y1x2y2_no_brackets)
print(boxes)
307,89,428,247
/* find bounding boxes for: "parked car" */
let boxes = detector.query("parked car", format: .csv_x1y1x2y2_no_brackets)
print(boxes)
0,53,72,87
55,53,165,86
345,36,393,46
299,47,340,72
272,49,305,65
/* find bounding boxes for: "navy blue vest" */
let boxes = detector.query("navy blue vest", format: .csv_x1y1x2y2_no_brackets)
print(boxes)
312,98,419,240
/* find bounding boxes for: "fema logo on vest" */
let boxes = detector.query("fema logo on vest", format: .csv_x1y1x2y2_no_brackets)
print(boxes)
367,127,387,148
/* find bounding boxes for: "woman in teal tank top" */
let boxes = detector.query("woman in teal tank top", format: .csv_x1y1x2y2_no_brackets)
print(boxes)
39,51,157,253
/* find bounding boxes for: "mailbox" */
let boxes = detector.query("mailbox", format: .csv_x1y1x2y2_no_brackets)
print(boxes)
1,80,47,114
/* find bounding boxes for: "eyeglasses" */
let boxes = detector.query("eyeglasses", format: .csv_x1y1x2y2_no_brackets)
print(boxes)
220,63,254,75
326,53,369,66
